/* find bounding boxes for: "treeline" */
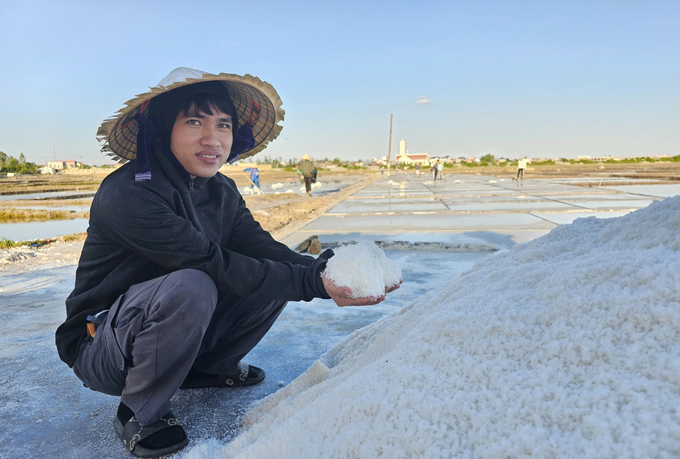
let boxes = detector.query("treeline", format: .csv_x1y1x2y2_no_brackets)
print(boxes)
0,151,38,174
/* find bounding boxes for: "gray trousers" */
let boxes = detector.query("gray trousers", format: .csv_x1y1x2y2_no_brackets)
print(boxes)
72,269,286,425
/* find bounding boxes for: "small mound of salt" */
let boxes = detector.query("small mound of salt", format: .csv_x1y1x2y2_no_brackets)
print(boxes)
271,183,284,189
323,241,402,298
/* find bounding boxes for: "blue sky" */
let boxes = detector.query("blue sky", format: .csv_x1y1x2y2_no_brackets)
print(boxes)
0,0,678,165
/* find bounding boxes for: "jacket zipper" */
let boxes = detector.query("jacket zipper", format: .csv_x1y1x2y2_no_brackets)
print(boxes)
189,179,194,193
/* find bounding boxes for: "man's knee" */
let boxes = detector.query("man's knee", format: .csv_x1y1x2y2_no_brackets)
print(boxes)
157,269,218,319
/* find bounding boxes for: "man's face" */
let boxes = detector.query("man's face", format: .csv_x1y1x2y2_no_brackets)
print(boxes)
170,107,234,178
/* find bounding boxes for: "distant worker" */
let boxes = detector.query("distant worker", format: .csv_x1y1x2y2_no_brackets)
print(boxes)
431,162,438,180
243,166,260,192
415,164,421,176
299,154,315,196
437,161,444,180
517,157,527,180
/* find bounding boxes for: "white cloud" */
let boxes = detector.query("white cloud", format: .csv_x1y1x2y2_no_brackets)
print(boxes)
415,97,432,106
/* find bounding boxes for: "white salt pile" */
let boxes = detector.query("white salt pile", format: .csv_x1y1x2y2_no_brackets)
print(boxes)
322,241,402,298
299,182,323,192
187,196,680,458
271,183,284,189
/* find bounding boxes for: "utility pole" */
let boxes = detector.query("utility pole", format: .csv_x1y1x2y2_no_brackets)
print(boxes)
53,145,56,161
386,114,393,177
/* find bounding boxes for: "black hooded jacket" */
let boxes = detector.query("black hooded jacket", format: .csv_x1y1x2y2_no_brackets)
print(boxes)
55,147,331,367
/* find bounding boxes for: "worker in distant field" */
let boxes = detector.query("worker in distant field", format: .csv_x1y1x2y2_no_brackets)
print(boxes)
243,165,260,192
437,161,444,180
299,154,315,196
517,157,527,180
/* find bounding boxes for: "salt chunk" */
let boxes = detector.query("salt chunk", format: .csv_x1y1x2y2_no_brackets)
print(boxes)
323,241,402,298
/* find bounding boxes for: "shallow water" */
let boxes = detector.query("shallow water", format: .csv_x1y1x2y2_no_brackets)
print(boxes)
0,191,95,201
605,184,680,198
5,205,91,212
0,219,88,241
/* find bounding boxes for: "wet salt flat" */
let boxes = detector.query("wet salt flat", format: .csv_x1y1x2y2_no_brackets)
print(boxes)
282,172,678,250
1,205,91,212
0,218,89,241
0,191,95,201
1,172,679,458
606,184,680,197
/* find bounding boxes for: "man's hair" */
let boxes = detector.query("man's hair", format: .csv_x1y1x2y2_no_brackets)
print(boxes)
181,93,236,122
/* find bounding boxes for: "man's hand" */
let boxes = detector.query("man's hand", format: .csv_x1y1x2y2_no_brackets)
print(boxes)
322,275,402,307
386,280,402,294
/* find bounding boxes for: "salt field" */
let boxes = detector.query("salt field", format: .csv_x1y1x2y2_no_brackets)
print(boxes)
0,173,678,458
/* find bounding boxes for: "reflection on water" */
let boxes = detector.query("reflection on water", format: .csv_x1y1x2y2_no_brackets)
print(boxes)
0,219,89,242
0,191,96,201
7,205,91,212
605,185,680,198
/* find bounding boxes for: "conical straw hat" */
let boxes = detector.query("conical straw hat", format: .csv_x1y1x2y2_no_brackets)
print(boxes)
97,67,284,163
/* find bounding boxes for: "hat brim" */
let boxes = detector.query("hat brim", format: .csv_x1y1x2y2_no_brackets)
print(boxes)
97,70,284,163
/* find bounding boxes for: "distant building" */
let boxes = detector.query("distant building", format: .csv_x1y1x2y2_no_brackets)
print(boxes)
396,153,430,165
47,160,81,169
40,166,56,174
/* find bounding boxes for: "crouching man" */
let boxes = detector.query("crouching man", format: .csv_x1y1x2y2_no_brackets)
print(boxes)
56,68,398,457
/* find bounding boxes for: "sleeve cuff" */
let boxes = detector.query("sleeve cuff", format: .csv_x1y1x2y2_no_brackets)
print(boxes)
312,249,334,299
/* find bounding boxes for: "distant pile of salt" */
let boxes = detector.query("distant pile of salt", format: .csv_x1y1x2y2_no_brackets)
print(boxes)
190,196,680,458
323,241,402,298
299,182,323,192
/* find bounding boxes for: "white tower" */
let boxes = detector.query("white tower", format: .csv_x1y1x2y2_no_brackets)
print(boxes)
399,139,406,157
